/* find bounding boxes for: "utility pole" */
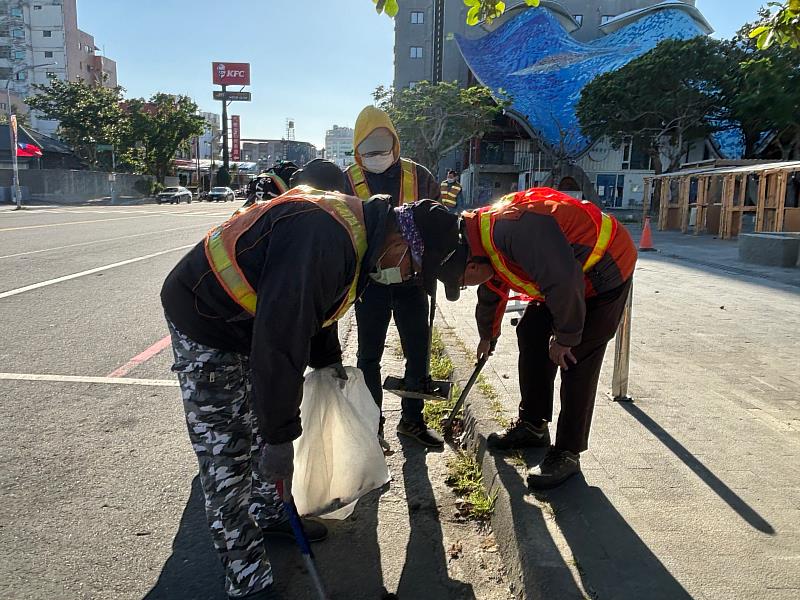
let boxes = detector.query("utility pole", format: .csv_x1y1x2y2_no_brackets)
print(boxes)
6,61,56,210
221,84,229,171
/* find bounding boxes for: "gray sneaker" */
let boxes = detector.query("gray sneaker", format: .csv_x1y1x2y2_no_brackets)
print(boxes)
487,419,550,450
526,447,580,490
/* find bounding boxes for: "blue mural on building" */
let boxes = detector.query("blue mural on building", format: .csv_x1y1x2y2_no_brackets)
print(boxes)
457,7,743,158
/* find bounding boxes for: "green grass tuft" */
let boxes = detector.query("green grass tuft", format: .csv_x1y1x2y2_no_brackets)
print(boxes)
445,452,496,520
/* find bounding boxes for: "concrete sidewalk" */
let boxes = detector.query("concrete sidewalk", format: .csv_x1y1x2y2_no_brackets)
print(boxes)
437,244,800,599
634,226,800,288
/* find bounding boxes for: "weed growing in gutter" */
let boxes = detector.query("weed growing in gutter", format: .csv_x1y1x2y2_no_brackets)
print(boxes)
445,451,497,520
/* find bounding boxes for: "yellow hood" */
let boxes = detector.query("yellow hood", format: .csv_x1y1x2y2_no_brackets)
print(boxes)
353,106,400,166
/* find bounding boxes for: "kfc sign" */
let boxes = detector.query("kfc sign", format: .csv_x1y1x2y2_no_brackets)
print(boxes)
213,62,250,86
231,115,241,162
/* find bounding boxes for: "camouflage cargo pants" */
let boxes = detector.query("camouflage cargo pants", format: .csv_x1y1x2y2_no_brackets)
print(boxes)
167,319,284,598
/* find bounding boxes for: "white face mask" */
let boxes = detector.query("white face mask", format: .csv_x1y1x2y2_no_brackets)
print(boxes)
361,152,394,174
447,177,456,184
369,246,408,285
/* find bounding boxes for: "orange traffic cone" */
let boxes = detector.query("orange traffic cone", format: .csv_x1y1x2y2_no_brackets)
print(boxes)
639,216,656,252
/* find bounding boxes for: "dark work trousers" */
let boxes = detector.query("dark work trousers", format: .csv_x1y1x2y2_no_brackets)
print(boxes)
355,281,430,424
516,279,632,454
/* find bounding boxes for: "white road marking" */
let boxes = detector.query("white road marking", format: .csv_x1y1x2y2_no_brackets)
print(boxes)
0,214,165,232
0,223,216,259
0,372,178,387
0,244,194,299
0,211,232,232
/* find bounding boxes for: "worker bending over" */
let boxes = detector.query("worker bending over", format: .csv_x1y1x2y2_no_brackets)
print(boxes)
435,187,637,489
161,159,460,599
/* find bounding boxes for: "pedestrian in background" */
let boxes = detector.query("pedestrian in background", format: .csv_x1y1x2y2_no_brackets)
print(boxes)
440,169,464,212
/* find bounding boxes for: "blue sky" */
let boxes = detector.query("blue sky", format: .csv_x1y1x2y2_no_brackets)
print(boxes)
77,1,767,148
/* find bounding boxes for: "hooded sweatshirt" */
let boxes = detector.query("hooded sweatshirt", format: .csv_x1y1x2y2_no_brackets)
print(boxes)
344,106,440,206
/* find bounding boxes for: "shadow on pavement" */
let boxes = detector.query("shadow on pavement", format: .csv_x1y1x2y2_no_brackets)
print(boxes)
619,402,775,535
489,449,588,599
144,476,391,599
543,475,693,600
142,476,225,600
396,439,476,600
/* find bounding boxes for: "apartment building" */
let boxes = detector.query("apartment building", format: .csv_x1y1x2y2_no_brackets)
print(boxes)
0,0,117,136
392,1,712,206
324,124,354,169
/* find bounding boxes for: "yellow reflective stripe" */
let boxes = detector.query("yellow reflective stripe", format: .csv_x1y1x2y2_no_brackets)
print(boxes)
347,164,371,200
479,212,542,299
322,197,368,327
207,227,257,314
583,213,613,272
400,158,416,204
270,174,288,194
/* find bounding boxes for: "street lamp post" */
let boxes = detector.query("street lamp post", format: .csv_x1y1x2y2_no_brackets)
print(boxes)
6,62,56,210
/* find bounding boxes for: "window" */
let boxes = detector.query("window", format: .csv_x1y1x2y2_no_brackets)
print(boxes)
44,50,53,58
573,14,583,26
410,46,423,59
10,7,23,17
596,174,625,207
600,15,615,25
42,30,52,37
12,29,24,38
34,5,43,9
411,11,424,24
46,71,57,78
0,103,7,111
14,50,25,60
15,71,27,80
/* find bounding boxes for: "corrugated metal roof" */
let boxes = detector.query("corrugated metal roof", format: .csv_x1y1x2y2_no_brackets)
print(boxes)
650,161,800,179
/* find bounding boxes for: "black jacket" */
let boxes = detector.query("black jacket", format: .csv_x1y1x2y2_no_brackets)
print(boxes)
344,159,441,206
161,198,392,444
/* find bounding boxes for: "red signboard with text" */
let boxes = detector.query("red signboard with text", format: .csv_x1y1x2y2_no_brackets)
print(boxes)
231,115,241,161
212,62,250,86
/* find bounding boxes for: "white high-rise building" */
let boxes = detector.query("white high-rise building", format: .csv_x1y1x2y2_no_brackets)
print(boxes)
197,112,221,161
325,125,354,169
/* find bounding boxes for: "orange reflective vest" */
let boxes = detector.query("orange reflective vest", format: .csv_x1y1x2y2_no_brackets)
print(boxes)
205,185,368,327
440,181,461,208
476,188,617,301
346,158,418,203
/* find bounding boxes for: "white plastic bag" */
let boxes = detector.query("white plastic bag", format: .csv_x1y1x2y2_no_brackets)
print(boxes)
292,366,390,519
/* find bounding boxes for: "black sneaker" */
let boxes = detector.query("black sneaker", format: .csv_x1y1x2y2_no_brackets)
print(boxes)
262,517,328,543
526,447,580,490
487,419,550,450
236,585,281,600
397,419,445,448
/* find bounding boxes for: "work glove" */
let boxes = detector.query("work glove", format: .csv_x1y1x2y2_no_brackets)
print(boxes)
328,361,348,382
316,361,348,389
257,442,294,484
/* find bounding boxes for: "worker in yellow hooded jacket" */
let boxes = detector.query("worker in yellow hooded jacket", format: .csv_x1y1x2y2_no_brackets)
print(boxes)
344,106,444,448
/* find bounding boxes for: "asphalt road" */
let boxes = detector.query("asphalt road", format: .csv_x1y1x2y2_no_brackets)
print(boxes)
0,201,510,600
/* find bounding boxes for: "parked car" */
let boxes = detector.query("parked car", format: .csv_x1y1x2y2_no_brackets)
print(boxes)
156,186,192,204
207,186,235,202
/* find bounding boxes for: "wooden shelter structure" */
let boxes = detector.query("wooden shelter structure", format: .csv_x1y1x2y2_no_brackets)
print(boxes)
643,161,800,239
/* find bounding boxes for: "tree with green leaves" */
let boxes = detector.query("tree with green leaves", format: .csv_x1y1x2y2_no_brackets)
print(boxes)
373,81,506,175
725,24,800,159
26,76,127,168
576,37,730,175
121,94,205,183
749,0,800,49
372,0,539,25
